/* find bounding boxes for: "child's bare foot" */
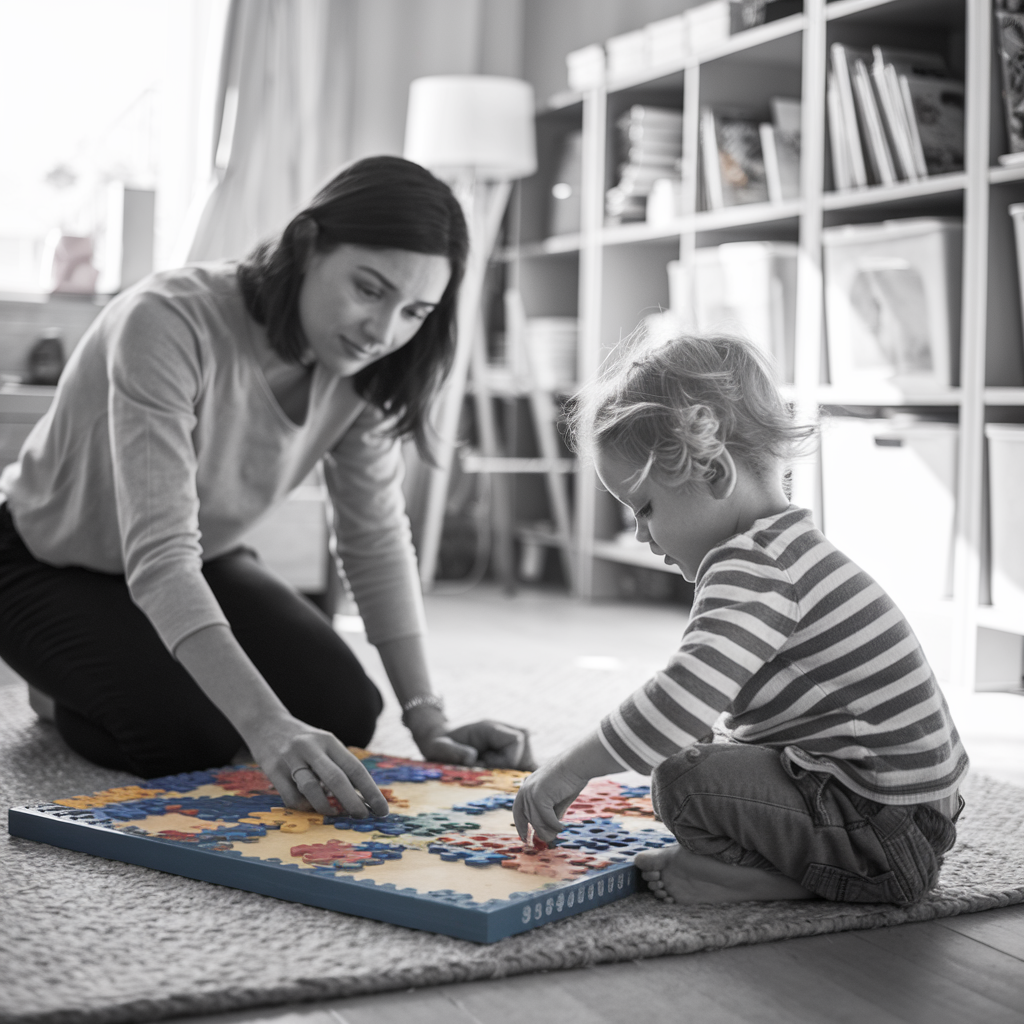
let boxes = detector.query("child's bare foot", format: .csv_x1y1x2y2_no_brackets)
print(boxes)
635,843,814,904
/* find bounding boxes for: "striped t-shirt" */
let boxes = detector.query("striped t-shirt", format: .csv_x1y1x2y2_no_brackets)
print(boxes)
600,505,968,806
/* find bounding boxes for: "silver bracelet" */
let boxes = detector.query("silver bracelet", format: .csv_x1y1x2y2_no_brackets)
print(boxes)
400,694,445,717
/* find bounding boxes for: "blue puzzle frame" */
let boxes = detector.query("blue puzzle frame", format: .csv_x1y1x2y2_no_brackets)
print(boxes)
8,806,640,942
8,749,679,944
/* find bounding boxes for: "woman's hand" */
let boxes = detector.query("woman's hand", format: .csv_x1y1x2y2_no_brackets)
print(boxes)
418,719,536,770
404,704,535,770
375,636,534,771
246,714,389,818
174,625,386,817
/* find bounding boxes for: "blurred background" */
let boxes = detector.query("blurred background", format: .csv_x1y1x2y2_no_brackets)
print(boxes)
1,0,1022,711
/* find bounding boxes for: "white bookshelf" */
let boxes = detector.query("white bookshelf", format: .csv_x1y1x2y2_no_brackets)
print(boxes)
506,0,1024,692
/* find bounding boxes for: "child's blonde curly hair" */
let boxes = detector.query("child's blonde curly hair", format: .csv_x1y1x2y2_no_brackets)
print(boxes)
569,331,815,488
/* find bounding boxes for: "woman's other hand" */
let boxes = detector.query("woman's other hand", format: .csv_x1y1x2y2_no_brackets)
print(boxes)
404,703,535,770
417,719,536,770
247,715,389,818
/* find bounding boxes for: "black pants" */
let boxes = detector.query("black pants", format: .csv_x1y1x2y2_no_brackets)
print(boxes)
0,504,382,778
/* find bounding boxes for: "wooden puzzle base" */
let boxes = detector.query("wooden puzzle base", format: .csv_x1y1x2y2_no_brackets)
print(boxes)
8,752,675,943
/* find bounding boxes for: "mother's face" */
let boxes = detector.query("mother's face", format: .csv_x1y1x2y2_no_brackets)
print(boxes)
298,244,451,376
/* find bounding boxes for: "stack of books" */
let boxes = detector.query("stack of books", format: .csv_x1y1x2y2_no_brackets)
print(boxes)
606,106,682,223
827,44,964,191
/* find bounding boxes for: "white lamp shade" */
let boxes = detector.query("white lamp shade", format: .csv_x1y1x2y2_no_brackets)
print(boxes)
404,75,537,181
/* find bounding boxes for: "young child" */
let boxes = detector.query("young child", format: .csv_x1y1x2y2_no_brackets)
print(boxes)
513,333,968,906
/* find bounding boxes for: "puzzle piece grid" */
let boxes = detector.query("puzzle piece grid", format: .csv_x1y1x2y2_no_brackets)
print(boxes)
8,753,676,943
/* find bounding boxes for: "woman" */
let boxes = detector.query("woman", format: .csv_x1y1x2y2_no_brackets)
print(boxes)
0,156,531,819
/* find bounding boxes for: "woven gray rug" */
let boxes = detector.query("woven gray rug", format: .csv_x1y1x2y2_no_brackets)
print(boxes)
2,674,1023,1024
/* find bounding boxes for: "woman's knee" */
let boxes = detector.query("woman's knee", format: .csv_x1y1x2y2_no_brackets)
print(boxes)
316,672,383,748
55,702,241,779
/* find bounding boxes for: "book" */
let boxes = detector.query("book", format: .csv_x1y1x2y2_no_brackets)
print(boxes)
616,105,684,131
869,46,952,178
853,58,896,185
901,75,965,175
701,107,769,208
830,44,870,188
701,107,725,209
760,97,801,202
869,46,948,76
899,75,930,176
827,71,853,190
871,50,920,181
760,124,782,202
619,149,679,169
996,12,1024,155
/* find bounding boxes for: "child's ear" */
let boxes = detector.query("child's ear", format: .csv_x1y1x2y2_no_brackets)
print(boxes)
707,450,738,500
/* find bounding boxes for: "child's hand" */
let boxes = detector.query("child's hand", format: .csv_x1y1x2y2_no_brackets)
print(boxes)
513,755,589,844
513,732,627,843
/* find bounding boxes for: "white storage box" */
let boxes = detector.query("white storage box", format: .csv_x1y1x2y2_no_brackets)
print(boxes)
822,218,962,392
668,242,798,382
606,31,648,84
523,317,578,391
566,44,605,91
646,15,688,69
820,417,958,604
986,424,1024,612
685,1,731,56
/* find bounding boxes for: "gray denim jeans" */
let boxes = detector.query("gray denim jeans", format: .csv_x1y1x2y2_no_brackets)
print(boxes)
650,742,960,905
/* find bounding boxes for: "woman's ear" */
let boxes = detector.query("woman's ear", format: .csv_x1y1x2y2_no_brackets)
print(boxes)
707,449,738,500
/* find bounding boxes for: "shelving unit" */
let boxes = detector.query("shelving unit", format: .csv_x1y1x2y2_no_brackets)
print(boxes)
505,0,1024,692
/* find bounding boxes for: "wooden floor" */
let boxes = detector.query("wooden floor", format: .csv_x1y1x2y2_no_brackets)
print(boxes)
173,585,1024,1024
181,905,1024,1024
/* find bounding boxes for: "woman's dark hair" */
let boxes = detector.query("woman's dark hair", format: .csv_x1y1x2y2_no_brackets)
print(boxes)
237,155,468,459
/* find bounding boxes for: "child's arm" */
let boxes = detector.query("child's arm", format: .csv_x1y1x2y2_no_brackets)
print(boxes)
513,730,621,843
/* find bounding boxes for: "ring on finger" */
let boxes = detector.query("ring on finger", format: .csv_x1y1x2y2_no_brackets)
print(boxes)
291,766,318,784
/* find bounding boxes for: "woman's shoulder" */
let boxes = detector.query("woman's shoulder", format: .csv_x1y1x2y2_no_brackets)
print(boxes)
113,261,243,320
99,262,250,353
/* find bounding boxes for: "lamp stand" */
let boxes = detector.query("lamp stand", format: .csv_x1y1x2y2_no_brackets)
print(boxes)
417,176,511,590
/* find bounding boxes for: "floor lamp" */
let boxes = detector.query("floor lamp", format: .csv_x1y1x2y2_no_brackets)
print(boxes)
404,75,537,591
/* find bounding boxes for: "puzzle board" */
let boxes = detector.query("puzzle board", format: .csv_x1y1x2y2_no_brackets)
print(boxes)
8,751,674,943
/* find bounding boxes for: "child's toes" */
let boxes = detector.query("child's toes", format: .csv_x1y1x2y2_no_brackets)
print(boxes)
640,869,663,882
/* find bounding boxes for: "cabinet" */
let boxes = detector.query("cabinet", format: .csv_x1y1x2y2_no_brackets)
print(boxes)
507,0,1024,692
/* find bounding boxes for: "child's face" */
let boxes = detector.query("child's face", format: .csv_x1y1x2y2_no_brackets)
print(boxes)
596,449,734,582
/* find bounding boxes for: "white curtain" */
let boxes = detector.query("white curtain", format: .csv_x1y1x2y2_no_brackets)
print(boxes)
185,0,524,263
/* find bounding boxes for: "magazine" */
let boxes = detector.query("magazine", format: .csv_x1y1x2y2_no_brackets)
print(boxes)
996,12,1024,155
701,108,769,208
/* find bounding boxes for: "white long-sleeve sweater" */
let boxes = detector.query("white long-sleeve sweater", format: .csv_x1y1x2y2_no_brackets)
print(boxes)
0,262,425,653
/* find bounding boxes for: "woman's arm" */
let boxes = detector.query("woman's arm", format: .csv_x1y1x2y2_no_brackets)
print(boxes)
324,411,533,770
377,634,532,769
176,624,388,817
